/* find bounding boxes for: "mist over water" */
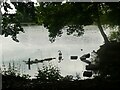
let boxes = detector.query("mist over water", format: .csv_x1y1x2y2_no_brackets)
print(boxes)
0,25,104,78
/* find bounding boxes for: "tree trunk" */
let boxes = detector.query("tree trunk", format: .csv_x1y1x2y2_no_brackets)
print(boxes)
97,22,110,44
96,4,110,44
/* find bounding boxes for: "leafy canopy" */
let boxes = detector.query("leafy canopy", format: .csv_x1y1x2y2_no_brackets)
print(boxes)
1,2,120,42
35,2,120,42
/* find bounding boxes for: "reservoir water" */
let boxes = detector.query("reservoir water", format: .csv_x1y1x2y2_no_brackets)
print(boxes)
0,25,106,78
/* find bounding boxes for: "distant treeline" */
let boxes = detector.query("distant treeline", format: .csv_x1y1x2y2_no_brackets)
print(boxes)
20,23,36,26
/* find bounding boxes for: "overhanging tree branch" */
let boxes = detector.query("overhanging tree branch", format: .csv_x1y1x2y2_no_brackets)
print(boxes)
96,4,110,44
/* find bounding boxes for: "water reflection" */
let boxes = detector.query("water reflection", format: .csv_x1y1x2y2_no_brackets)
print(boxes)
1,25,104,78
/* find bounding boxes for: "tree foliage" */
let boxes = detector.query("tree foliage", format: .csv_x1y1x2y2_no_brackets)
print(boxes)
36,2,93,42
12,2,35,23
1,2,120,43
2,14,24,42
35,2,120,43
108,27,120,42
109,31,120,42
36,64,62,82
1,2,35,42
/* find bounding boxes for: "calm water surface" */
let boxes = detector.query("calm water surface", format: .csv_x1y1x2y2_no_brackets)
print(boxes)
0,25,106,78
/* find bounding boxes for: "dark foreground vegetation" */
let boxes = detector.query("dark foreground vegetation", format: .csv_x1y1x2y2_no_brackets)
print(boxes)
2,42,120,90
2,74,120,90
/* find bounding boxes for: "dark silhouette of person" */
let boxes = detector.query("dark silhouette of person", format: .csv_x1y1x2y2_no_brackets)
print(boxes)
58,50,63,63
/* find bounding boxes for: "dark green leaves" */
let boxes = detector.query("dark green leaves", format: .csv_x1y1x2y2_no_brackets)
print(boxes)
1,2,120,43
2,14,24,42
1,2,35,42
36,2,94,42
3,2,13,12
36,64,62,82
66,25,84,36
